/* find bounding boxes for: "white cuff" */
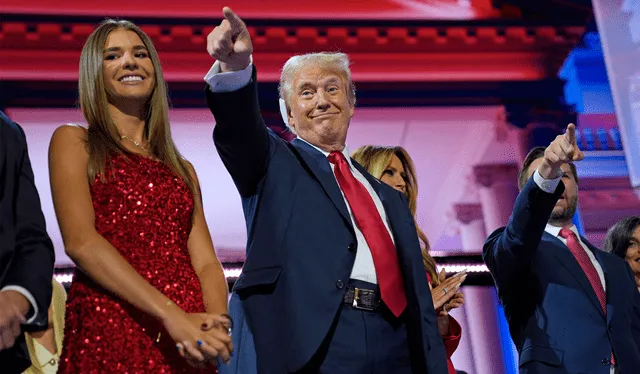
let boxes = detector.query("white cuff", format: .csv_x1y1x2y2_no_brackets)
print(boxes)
203,57,253,93
533,169,563,193
1,286,38,324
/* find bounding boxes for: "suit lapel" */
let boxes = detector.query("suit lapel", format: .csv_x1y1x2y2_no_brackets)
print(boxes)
589,241,616,324
291,138,352,229
543,232,605,317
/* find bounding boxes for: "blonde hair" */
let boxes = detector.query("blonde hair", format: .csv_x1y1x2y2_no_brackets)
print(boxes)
278,52,356,133
79,19,195,198
23,279,67,374
352,145,438,285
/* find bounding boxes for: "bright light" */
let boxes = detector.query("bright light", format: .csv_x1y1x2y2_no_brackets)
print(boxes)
54,267,244,284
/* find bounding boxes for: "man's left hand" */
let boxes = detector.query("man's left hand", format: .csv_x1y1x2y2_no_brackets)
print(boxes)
0,290,29,351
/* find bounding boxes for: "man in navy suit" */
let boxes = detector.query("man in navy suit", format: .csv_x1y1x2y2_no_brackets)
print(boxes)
0,110,55,373
483,123,640,374
204,7,447,374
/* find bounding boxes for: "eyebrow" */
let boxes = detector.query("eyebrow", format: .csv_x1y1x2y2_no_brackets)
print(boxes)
103,45,148,53
296,77,342,89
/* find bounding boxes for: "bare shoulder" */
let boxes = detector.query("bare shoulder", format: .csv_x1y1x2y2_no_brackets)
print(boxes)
50,124,88,155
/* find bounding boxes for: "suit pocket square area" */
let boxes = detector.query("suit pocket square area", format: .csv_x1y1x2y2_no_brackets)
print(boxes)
519,345,563,367
233,266,282,294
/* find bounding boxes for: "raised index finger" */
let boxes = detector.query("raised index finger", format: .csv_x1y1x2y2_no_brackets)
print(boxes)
223,7,244,32
565,123,577,145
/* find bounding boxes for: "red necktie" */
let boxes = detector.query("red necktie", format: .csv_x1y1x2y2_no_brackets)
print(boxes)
328,151,407,317
559,228,615,364
559,228,606,312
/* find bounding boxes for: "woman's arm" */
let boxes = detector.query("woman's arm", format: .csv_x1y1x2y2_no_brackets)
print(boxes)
185,162,228,315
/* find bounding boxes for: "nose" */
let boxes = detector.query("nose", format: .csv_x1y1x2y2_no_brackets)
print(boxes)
316,90,330,110
121,52,137,70
394,175,406,192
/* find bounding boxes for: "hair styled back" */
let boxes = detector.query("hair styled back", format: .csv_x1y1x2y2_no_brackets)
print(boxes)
79,19,195,197
603,216,640,259
517,146,579,190
278,52,356,133
352,145,438,285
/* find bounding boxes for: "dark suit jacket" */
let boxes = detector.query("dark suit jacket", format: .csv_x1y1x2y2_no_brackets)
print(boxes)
0,111,55,373
483,176,640,374
206,69,448,374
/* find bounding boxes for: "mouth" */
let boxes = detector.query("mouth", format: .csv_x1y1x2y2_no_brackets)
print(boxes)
312,113,338,119
118,75,145,83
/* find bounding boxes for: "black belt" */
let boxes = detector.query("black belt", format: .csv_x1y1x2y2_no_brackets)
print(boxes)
343,284,380,311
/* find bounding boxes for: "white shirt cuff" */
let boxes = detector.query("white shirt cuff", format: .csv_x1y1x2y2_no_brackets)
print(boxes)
1,286,38,324
533,169,563,193
203,57,253,93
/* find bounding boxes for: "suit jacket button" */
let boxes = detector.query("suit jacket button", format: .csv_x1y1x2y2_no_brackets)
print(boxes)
347,243,356,253
608,325,613,332
336,280,344,289
602,358,610,366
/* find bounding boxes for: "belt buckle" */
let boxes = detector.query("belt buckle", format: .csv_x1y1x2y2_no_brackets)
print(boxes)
352,287,377,311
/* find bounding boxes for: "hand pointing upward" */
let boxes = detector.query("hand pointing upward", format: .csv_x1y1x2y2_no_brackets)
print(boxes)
207,7,253,72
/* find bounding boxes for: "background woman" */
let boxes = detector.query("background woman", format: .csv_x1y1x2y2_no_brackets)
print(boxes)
603,215,640,292
352,145,466,374
23,279,66,374
49,19,232,372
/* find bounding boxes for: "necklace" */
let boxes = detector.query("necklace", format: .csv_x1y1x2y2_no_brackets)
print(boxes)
120,134,148,151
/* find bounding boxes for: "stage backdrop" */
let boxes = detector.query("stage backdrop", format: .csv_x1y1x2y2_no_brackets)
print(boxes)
592,0,640,191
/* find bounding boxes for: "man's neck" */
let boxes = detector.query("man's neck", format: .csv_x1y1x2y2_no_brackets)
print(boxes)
297,136,345,155
547,219,573,229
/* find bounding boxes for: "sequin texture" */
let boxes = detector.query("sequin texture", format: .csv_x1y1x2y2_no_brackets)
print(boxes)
58,154,209,373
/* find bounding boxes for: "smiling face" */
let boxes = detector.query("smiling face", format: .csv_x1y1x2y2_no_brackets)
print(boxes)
287,63,354,152
625,226,640,284
102,28,155,106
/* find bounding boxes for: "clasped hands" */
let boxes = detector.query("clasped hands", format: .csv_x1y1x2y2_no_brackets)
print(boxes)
163,308,234,368
431,270,466,317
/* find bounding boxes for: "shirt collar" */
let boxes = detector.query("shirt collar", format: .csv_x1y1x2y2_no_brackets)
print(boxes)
545,223,580,240
296,136,353,168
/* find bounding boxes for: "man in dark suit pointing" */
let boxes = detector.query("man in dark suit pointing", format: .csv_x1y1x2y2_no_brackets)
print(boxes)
204,7,447,374
483,123,640,374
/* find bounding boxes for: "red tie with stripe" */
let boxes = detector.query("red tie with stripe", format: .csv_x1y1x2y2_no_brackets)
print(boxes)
559,228,614,365
328,151,407,317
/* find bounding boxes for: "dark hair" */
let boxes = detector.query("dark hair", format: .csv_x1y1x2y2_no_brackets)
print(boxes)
517,146,579,190
603,216,640,259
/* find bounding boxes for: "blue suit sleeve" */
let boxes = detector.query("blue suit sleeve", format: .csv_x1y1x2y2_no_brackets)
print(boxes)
207,67,271,197
3,120,55,332
482,175,564,295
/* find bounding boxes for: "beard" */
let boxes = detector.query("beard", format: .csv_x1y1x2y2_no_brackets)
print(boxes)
549,194,578,224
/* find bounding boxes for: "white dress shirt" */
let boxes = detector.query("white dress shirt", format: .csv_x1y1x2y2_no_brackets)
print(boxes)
204,62,395,284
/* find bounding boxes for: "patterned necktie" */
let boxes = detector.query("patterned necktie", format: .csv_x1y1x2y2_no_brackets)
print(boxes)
559,228,615,365
328,151,407,317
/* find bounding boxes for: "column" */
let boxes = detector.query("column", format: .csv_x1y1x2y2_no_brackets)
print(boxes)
448,202,487,374
473,163,519,234
453,202,486,253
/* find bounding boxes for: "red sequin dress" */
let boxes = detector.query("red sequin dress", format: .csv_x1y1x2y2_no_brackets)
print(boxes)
58,154,209,373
